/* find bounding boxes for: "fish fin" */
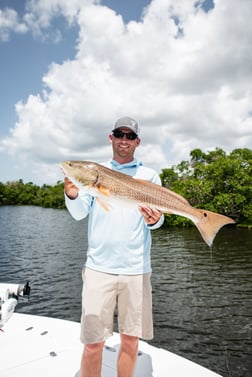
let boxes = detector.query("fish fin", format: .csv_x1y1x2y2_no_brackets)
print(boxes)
96,185,111,197
96,197,110,212
194,210,235,247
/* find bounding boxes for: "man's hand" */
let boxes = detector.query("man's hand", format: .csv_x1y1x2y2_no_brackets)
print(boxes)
138,206,163,225
64,177,79,199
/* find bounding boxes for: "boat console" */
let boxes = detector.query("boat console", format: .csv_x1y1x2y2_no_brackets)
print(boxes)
0,281,31,329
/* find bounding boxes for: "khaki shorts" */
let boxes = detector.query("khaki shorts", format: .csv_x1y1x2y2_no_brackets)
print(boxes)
80,268,153,344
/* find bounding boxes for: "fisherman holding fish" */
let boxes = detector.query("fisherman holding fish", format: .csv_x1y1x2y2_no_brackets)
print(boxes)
63,116,164,377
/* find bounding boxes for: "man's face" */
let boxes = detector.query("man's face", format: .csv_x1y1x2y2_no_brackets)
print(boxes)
109,127,140,162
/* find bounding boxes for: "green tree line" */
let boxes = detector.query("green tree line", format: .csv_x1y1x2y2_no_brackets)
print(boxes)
160,148,252,227
0,180,65,209
0,148,251,226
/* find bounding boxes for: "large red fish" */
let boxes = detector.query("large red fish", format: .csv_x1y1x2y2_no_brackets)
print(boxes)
61,160,235,247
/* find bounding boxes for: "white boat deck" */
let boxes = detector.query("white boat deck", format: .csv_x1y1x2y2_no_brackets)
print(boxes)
0,313,222,377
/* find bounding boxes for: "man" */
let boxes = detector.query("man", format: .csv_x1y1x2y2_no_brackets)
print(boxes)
64,116,164,377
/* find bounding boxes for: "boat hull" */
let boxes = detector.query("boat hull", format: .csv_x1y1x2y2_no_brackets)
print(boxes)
0,313,222,377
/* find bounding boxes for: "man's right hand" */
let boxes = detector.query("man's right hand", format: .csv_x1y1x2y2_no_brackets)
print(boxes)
64,177,79,199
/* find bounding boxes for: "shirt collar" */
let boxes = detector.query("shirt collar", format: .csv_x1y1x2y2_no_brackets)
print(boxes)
110,158,143,170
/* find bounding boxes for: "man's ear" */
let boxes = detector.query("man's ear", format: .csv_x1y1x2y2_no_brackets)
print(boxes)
136,137,141,147
109,133,113,142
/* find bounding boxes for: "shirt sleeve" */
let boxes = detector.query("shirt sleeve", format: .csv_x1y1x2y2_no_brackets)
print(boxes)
64,189,93,221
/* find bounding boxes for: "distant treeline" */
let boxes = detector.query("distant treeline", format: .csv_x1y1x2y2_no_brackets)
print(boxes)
0,148,251,227
0,180,65,209
160,148,252,227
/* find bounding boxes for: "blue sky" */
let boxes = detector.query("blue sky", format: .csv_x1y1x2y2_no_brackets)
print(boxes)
0,1,151,128
0,0,251,184
0,0,151,138
0,9,76,135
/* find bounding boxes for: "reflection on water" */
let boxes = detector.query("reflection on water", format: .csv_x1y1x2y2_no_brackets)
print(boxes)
0,206,251,377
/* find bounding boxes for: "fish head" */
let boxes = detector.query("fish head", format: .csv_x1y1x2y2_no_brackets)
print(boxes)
61,160,99,189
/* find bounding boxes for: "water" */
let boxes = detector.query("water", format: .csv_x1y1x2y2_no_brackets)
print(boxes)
150,228,252,377
0,206,251,377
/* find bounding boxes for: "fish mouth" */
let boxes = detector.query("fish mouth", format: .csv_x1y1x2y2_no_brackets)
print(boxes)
60,162,67,175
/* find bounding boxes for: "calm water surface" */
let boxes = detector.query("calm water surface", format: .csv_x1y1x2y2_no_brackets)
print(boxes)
0,206,251,377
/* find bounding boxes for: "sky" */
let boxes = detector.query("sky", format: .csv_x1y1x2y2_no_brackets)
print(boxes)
0,0,251,185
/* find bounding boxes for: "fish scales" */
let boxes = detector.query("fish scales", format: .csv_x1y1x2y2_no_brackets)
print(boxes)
96,163,190,213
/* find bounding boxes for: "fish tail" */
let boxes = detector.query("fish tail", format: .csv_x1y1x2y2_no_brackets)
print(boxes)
194,210,235,247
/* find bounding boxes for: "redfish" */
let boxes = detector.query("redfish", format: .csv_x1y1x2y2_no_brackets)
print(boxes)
61,160,235,247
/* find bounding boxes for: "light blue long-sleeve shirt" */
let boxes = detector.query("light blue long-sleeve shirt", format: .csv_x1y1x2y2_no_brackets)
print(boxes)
65,159,164,275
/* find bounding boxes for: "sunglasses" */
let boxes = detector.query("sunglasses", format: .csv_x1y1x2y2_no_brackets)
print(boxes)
112,130,138,140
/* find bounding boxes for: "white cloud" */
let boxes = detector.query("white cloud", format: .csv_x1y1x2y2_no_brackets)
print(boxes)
0,7,28,41
1,0,252,184
23,0,85,38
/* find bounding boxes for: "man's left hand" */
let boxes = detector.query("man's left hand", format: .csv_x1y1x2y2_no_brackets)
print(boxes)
138,206,163,225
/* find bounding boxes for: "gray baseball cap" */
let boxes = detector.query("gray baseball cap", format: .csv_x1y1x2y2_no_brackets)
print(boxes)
113,116,140,135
